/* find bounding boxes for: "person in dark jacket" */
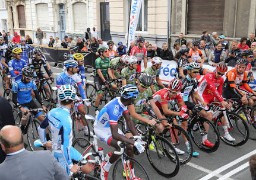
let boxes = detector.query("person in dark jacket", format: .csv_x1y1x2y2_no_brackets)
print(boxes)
48,36,55,47
175,32,187,46
225,40,241,67
117,42,127,56
159,42,174,60
147,44,155,59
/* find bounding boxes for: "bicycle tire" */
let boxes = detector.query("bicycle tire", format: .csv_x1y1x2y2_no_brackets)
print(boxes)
162,123,193,165
27,119,42,151
3,89,12,102
215,111,249,146
71,173,100,180
146,134,180,178
86,84,97,108
112,156,150,180
40,80,53,101
72,112,91,142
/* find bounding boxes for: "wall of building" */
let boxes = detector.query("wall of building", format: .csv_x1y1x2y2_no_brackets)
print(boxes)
0,0,8,32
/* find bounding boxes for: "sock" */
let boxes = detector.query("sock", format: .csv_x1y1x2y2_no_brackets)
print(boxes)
223,125,228,134
103,161,112,172
202,134,208,142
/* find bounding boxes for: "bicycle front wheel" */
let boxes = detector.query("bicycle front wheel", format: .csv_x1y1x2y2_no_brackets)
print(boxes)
27,119,42,151
146,135,180,178
112,156,149,180
86,84,97,108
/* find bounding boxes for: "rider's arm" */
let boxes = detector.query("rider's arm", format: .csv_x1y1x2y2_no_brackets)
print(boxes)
8,60,15,77
79,66,86,84
61,120,73,170
121,69,127,86
128,104,152,124
110,123,135,145
156,76,165,89
11,82,20,107
38,117,49,144
107,67,114,79
241,72,254,94
1,58,8,68
205,74,224,102
161,103,180,116
96,69,106,82
123,110,139,136
95,58,106,82
226,71,244,98
32,81,44,105
43,61,53,77
149,99,165,119
143,49,147,68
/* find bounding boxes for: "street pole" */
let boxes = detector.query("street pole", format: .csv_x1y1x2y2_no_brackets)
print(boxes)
167,0,172,49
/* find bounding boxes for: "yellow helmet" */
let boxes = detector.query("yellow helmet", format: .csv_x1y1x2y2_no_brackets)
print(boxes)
73,53,84,61
12,47,22,54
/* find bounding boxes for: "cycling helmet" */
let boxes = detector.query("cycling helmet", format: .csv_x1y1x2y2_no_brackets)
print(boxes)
186,62,200,70
151,57,162,65
180,48,190,55
107,40,114,45
57,85,76,102
168,78,182,91
216,63,228,73
120,84,139,99
192,40,200,46
136,37,145,43
33,47,43,55
12,47,22,54
97,47,107,54
70,46,79,52
64,59,78,68
125,56,137,65
236,58,247,65
22,67,34,77
7,43,15,50
120,54,129,63
73,53,84,61
139,73,154,87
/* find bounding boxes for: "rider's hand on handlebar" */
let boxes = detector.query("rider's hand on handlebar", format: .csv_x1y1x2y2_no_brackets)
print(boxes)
148,118,157,126
134,141,145,154
70,164,80,174
221,101,231,109
43,141,52,150
20,107,28,114
42,105,48,112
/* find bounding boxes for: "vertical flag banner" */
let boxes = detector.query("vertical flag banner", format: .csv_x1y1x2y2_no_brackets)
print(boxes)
128,0,143,47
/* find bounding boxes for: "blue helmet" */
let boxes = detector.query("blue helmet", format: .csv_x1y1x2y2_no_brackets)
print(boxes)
64,59,78,68
57,85,76,102
120,84,139,99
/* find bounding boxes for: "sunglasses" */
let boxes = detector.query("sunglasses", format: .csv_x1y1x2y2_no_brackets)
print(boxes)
249,55,254,58
74,66,79,69
217,72,225,76
25,76,33,80
169,91,178,95
191,71,199,74
17,54,21,55
141,84,149,89
104,51,108,53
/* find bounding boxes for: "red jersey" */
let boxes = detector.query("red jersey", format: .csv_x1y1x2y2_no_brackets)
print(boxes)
130,46,147,62
153,88,183,109
198,72,224,103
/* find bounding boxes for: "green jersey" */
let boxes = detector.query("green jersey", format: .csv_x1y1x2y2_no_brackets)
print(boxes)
121,67,137,85
95,57,110,77
143,66,160,78
110,57,122,78
133,88,153,113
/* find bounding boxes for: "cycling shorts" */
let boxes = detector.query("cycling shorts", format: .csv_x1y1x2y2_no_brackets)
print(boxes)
222,89,241,100
94,76,105,94
94,128,124,145
21,100,43,118
185,101,203,112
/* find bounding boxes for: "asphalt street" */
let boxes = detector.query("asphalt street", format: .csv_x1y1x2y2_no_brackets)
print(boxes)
2,64,255,180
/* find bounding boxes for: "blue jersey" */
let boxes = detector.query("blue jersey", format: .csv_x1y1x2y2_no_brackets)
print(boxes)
8,59,27,80
94,97,127,129
0,43,7,59
78,65,86,85
12,79,37,104
16,44,33,64
56,71,86,99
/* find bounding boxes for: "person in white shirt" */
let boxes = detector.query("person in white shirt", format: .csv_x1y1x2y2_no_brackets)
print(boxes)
91,27,98,40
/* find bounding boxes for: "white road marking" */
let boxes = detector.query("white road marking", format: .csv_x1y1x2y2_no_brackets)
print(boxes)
199,149,256,180
217,162,249,180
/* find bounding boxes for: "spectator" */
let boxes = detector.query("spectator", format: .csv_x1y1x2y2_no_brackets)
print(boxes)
175,32,187,46
238,37,250,51
218,35,229,53
246,32,256,48
81,42,90,52
171,42,180,58
200,31,212,48
76,37,84,52
199,40,211,62
98,38,108,49
147,44,155,59
35,28,44,45
145,41,150,48
85,27,91,40
186,41,193,49
107,40,118,59
90,37,99,53
53,37,62,48
12,32,20,44
0,97,15,164
7,32,13,43
160,42,174,60
225,40,241,67
2,32,8,44
251,42,256,50
67,36,76,48
127,41,135,55
0,125,68,180
152,44,161,57
211,32,219,47
208,43,227,66
61,35,68,48
25,35,33,44
48,36,55,47
130,37,147,72
91,27,98,40
250,154,256,180
116,42,127,56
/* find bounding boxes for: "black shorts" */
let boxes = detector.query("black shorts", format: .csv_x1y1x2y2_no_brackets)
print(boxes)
20,100,42,117
222,89,241,100
94,76,105,92
185,101,203,112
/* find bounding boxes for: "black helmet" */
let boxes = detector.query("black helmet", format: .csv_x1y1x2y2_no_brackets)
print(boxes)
136,36,145,43
180,48,189,55
7,43,15,50
241,50,253,57
192,40,200,46
33,47,43,55
139,73,154,87
107,40,114,45
22,67,34,77
236,58,247,65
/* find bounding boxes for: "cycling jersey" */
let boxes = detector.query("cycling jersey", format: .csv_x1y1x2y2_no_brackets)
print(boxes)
121,67,137,85
16,44,33,64
223,68,253,98
78,65,86,85
178,57,189,69
28,56,51,78
56,71,86,99
153,88,183,110
2,48,12,67
134,88,153,113
130,46,147,72
110,57,123,79
181,75,198,102
0,43,7,59
95,57,110,77
143,66,160,78
8,59,27,80
188,49,203,62
198,72,224,103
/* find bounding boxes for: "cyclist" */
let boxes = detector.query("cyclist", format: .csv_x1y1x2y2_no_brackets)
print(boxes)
56,59,91,135
121,56,138,86
94,47,116,113
107,40,118,60
223,58,256,106
12,67,47,133
130,37,147,72
177,48,190,79
73,53,86,87
109,54,128,79
38,85,94,176
94,84,145,180
16,37,33,64
0,36,7,63
181,62,214,148
198,63,235,141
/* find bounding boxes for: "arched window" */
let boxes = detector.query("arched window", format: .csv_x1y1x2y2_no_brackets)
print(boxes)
73,2,87,32
17,5,26,28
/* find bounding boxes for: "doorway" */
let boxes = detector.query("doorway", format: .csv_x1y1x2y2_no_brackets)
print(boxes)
100,2,111,41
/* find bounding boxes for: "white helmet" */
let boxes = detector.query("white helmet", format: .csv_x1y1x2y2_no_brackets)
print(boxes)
125,56,137,65
58,85,76,102
151,57,162,65
120,54,129,63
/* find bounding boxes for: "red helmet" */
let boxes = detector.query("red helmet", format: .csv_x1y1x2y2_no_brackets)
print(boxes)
216,63,228,73
168,78,182,91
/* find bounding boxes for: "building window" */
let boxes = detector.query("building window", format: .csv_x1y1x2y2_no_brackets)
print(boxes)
36,3,50,30
17,5,26,28
187,0,225,34
128,0,148,32
73,2,87,32
0,0,5,9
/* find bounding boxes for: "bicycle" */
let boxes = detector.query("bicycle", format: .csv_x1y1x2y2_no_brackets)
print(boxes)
35,77,53,102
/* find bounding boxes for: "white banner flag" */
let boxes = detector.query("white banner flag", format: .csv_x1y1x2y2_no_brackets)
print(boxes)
128,0,143,47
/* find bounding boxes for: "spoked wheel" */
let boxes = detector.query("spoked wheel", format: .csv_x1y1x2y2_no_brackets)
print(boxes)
86,84,97,108
215,111,249,146
72,112,91,142
146,135,180,178
112,156,150,180
27,119,42,151
162,123,193,165
188,117,220,153
39,80,53,102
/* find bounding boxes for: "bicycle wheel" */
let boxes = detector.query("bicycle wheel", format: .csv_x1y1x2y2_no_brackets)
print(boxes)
215,111,249,146
3,89,12,102
27,119,42,151
40,80,53,101
112,156,150,180
146,135,180,178
72,137,92,154
162,124,193,165
13,108,22,126
188,116,220,153
86,84,97,108
72,113,91,142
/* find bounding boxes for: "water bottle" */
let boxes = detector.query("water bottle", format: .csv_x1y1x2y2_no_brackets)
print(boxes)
98,147,104,161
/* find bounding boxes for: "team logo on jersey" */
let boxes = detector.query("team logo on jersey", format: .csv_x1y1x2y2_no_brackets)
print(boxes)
136,99,146,106
129,74,136,80
113,105,119,116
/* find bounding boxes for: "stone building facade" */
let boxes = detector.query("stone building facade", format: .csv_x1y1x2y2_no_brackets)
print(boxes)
0,0,7,32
